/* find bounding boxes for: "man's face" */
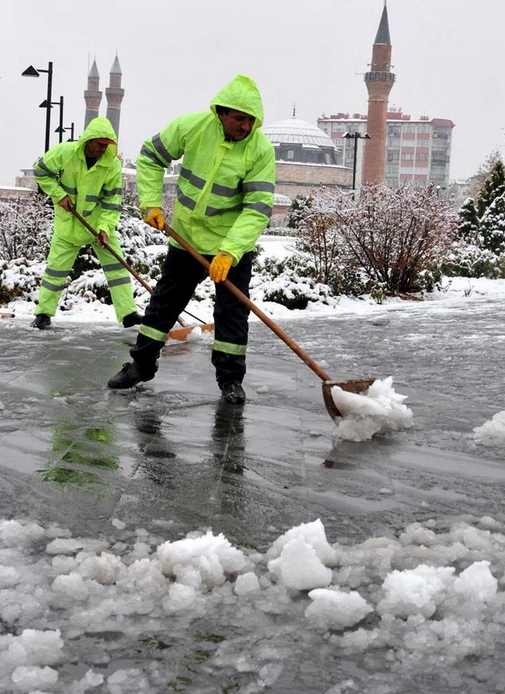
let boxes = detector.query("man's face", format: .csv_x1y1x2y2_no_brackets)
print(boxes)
218,109,255,141
85,139,111,159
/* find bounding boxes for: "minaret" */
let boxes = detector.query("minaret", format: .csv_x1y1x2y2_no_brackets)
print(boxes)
105,54,124,139
362,2,395,184
84,59,102,129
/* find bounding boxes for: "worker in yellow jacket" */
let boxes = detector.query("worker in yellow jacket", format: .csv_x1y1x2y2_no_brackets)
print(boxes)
31,116,141,329
108,74,276,404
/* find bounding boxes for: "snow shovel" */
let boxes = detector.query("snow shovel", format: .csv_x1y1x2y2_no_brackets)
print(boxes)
162,223,375,419
70,208,213,340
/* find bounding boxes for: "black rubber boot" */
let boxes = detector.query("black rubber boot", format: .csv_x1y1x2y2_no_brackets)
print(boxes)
122,312,143,328
221,381,246,404
108,363,150,389
31,314,51,330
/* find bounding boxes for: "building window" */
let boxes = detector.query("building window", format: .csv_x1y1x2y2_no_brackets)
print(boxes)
287,150,294,160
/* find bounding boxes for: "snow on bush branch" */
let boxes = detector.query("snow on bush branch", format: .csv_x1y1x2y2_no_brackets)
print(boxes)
295,184,458,294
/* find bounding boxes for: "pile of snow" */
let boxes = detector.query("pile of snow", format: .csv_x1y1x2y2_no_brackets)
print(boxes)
1,515,505,692
331,376,414,441
474,410,505,446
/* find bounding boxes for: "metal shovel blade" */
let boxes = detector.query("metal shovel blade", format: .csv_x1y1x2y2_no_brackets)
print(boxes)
322,378,375,419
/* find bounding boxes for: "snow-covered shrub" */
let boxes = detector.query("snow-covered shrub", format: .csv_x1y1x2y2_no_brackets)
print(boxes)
331,265,367,297
0,194,53,262
296,184,458,295
252,255,335,310
442,242,505,279
295,202,344,288
254,253,311,279
0,258,45,303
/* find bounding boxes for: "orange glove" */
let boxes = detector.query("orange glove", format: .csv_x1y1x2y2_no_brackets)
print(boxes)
143,207,165,230
209,253,233,283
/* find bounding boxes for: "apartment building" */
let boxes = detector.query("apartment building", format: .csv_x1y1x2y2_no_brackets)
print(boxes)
318,111,454,189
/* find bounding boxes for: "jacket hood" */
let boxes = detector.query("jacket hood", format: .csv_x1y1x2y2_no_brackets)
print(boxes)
210,74,264,129
77,117,118,158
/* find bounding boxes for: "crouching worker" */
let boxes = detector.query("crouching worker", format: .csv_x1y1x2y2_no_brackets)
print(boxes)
31,116,142,330
107,74,276,404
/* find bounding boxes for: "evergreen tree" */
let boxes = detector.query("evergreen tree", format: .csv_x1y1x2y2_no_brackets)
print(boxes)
287,195,311,229
478,192,505,255
457,197,480,243
476,155,505,218
466,149,501,200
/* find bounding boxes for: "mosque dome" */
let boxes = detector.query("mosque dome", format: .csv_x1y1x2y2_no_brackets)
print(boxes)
273,193,292,206
263,117,341,166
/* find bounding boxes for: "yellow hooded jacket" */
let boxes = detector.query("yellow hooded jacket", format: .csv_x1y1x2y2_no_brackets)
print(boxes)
33,117,122,246
136,74,276,263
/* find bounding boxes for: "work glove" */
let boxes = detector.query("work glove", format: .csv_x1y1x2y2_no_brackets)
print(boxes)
209,252,233,283
143,207,165,230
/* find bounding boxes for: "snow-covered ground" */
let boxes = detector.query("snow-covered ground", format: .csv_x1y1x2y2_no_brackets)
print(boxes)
2,238,505,693
2,514,505,694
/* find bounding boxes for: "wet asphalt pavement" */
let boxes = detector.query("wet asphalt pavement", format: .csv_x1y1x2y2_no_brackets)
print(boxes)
1,294,505,693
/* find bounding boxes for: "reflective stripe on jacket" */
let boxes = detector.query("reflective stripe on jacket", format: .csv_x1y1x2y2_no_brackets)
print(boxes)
136,74,276,263
33,117,122,246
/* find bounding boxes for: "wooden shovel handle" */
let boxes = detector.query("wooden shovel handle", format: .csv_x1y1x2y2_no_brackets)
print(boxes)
70,209,196,329
163,224,333,383
70,208,154,295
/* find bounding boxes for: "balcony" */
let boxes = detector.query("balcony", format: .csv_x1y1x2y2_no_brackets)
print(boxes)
364,72,396,83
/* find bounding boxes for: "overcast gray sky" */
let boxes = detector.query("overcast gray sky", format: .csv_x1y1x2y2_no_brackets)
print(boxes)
1,0,503,185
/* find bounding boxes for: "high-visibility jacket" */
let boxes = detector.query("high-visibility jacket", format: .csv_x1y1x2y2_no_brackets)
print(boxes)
33,117,122,246
136,74,276,263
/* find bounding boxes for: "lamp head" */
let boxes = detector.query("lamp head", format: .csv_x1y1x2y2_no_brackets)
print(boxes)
22,65,40,77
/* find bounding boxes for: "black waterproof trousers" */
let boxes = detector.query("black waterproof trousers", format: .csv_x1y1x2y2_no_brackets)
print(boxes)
130,246,253,386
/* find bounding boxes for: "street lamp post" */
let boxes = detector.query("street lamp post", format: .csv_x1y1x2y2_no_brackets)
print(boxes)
22,61,54,152
51,96,66,143
64,123,76,142
342,131,371,192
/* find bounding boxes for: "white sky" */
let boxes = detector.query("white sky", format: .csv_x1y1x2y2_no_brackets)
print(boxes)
1,0,504,184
